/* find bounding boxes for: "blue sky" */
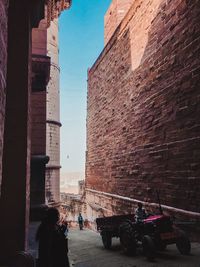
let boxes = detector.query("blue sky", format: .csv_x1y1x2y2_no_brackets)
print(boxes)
59,0,111,176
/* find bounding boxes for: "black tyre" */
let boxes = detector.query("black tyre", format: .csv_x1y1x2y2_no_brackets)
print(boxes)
101,231,112,249
176,230,191,255
142,235,156,261
119,222,137,255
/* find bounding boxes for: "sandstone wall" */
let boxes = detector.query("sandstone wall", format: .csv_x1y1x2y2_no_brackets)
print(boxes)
31,92,46,155
87,0,200,214
46,168,60,204
46,19,61,204
32,20,47,56
31,22,47,156
0,0,8,191
85,189,200,239
104,0,133,45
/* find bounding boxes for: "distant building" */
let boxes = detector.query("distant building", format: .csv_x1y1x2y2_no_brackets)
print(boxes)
31,17,63,219
78,180,85,195
60,192,85,225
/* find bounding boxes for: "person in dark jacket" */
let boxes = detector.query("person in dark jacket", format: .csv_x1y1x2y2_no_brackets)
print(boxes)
36,208,69,267
135,202,147,222
78,213,84,230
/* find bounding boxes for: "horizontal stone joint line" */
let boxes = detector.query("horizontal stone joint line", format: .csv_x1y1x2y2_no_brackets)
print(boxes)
86,188,200,218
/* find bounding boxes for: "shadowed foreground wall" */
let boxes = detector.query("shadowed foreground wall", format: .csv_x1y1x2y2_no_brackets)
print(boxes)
86,0,200,217
0,0,70,263
0,0,8,191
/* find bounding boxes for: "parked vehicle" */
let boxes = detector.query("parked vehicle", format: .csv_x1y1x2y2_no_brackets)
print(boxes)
96,212,191,260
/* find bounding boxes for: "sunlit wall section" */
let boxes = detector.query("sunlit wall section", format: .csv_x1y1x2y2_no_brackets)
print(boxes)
46,19,61,205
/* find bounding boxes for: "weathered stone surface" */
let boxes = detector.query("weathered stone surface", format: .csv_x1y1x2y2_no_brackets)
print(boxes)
46,19,61,205
31,22,49,219
104,0,133,45
84,189,200,240
86,0,200,215
46,167,60,203
31,92,46,154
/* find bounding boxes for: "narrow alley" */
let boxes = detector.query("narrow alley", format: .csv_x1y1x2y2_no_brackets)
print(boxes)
68,228,200,267
0,0,200,266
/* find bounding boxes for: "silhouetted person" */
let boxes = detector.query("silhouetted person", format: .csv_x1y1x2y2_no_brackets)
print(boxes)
36,208,69,267
78,213,83,230
135,202,147,222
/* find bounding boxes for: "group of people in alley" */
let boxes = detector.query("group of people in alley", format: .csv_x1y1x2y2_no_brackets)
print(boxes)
35,204,146,267
36,208,84,267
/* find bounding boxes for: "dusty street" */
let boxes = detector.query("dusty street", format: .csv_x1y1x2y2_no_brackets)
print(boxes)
68,228,200,267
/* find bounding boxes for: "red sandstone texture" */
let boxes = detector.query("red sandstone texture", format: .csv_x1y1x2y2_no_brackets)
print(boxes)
46,20,61,204
86,0,200,213
31,92,46,154
104,0,133,45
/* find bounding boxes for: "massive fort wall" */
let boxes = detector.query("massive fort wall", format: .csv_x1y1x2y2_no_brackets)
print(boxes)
86,0,200,222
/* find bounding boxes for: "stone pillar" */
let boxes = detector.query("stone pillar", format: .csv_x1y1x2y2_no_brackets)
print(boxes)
46,19,61,205
31,33,51,219
0,0,32,263
30,155,49,220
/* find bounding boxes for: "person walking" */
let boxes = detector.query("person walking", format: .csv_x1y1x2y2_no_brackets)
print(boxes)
78,213,84,230
36,207,70,267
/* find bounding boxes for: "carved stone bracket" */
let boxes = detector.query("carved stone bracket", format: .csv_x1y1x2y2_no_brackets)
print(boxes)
46,0,72,27
30,0,72,29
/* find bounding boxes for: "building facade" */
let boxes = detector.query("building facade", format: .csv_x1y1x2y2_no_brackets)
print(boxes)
86,0,200,231
0,0,71,264
31,19,50,219
31,17,61,215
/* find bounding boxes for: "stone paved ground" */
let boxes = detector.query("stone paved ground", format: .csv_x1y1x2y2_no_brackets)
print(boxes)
68,228,200,267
